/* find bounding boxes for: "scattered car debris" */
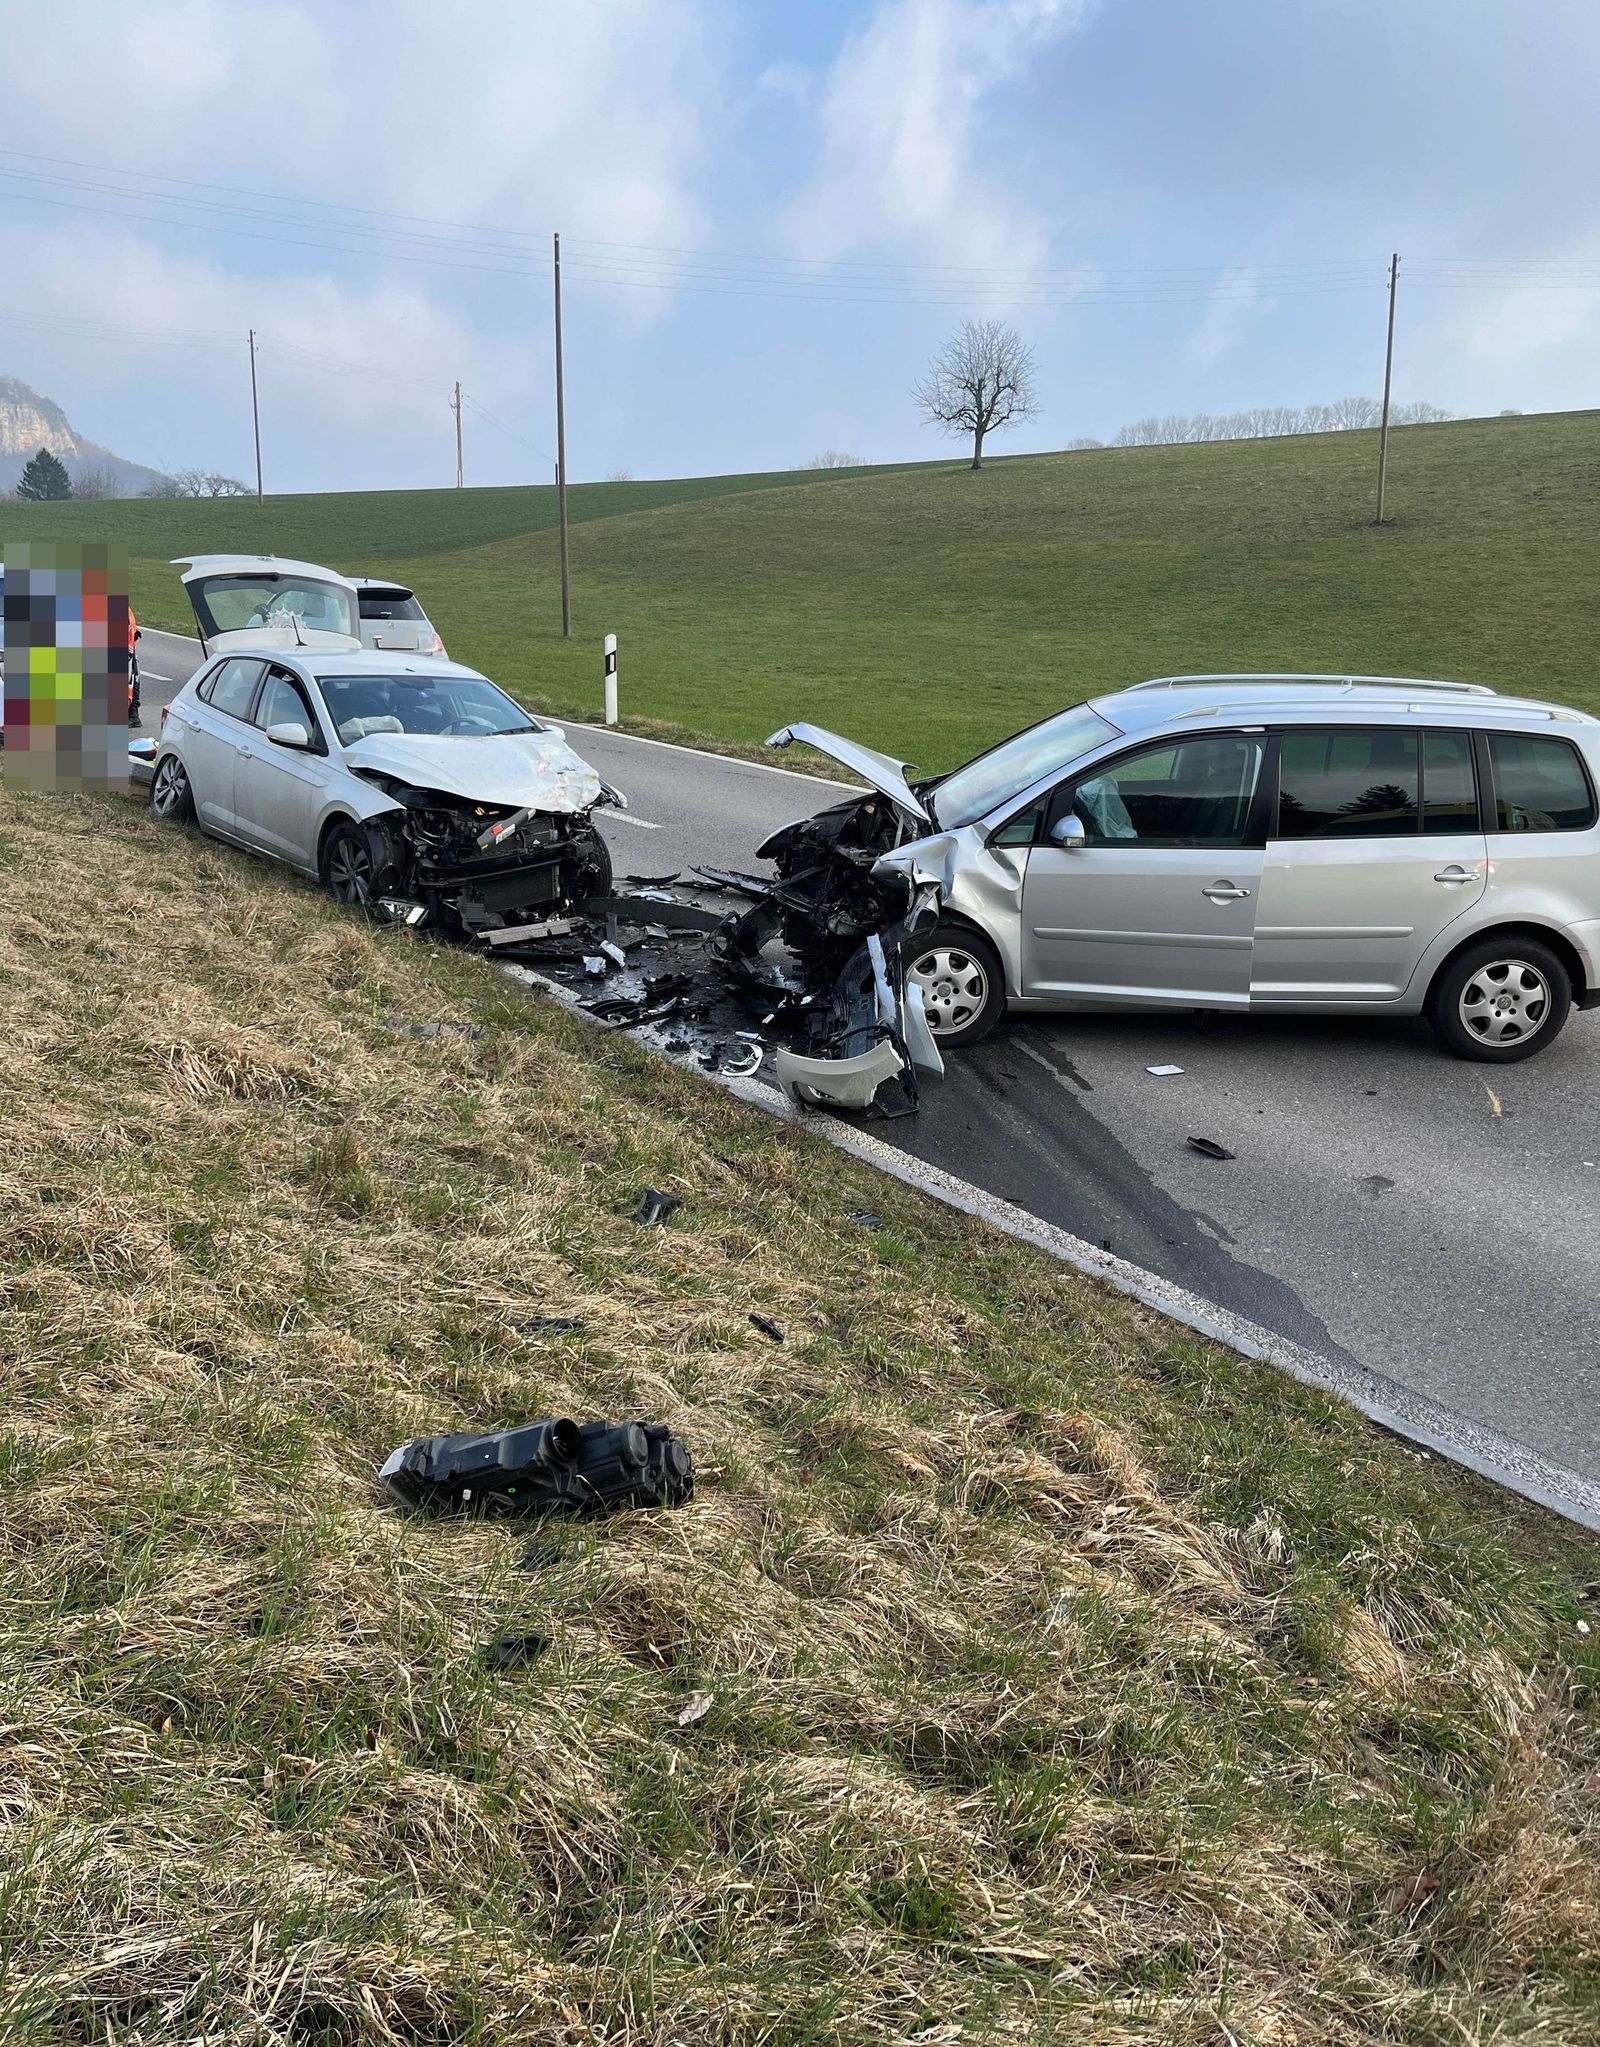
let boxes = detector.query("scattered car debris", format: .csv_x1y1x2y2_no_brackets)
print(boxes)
376,898,429,927
1186,1136,1235,1160
846,1209,883,1229
634,1188,683,1227
675,1690,715,1727
515,1315,584,1335
1146,1064,1184,1077
482,1632,554,1670
379,1416,695,1515
485,916,576,948
748,1313,785,1345
720,1043,763,1078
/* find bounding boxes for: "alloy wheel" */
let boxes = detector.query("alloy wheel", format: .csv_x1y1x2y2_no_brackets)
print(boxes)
151,757,188,818
909,943,989,1036
327,833,374,905
1458,957,1550,1046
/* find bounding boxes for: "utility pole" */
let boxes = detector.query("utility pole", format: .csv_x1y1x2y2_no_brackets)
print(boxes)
553,231,572,639
248,328,263,500
452,380,464,488
1374,252,1399,525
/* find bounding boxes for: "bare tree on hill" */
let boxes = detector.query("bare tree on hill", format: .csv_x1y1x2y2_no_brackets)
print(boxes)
914,319,1039,470
71,466,123,500
803,449,867,469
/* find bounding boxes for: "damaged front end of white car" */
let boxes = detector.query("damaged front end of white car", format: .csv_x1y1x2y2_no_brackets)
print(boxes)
340,728,622,937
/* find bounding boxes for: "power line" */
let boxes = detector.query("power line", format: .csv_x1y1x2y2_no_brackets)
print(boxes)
460,393,555,468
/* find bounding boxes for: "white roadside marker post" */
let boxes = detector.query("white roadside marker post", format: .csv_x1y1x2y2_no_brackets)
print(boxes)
603,632,618,726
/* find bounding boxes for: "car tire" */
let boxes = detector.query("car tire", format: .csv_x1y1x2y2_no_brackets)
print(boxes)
906,921,1006,1049
1427,935,1571,1063
149,753,196,825
320,820,390,910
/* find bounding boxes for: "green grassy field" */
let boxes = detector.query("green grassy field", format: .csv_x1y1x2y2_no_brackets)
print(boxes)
3,412,1597,772
2,778,1597,2042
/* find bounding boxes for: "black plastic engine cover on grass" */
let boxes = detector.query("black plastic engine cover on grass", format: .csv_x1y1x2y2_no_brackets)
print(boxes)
380,1416,695,1516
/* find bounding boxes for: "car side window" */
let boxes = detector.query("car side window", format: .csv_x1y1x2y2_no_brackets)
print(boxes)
1276,727,1419,838
1486,731,1597,833
254,670,320,744
1068,734,1264,849
1421,729,1478,833
205,658,263,722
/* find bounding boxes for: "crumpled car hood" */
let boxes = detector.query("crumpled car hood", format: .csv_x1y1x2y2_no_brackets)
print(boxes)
766,722,931,826
345,729,603,813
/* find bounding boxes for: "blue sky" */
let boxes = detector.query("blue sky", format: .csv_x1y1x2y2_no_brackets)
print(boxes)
1,0,1597,491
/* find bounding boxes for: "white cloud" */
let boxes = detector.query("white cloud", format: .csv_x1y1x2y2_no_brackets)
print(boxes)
781,0,1093,288
0,0,722,481
1186,267,1262,367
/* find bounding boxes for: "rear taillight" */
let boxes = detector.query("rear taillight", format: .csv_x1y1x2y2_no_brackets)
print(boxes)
432,633,445,655
159,704,169,733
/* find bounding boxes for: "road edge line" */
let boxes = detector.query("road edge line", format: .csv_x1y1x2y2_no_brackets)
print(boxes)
502,958,1600,1537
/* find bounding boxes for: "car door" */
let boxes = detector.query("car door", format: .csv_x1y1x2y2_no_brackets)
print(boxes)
179,657,265,834
1020,730,1268,1007
230,667,333,868
1251,725,1488,1003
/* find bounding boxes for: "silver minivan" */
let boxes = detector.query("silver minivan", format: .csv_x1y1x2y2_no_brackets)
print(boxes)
767,675,1600,1064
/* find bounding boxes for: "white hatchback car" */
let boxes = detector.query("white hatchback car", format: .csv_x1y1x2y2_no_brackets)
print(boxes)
150,555,619,931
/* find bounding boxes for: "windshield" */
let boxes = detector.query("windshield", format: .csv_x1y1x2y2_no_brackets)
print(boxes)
189,572,357,640
317,670,536,744
357,589,426,622
932,703,1120,827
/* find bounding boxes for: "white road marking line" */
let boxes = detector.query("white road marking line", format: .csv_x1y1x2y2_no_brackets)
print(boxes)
600,812,661,830
141,671,173,683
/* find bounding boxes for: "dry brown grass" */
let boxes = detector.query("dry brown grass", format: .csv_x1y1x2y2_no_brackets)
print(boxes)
1,779,1597,2045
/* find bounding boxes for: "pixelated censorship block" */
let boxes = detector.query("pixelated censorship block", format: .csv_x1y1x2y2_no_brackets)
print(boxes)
3,543,131,791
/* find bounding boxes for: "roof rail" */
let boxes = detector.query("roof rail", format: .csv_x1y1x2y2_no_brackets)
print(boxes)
1127,672,1498,698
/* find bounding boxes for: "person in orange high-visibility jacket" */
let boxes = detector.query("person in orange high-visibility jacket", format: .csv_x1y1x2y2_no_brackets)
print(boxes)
127,606,141,728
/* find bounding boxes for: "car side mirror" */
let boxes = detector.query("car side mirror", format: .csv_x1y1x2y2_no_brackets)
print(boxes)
266,721,312,750
1049,812,1087,851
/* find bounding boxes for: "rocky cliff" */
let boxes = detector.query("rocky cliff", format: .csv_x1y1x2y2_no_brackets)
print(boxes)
0,376,164,495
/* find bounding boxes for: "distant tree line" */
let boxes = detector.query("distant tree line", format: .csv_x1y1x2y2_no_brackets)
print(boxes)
141,469,253,498
4,450,255,501
1061,397,1453,452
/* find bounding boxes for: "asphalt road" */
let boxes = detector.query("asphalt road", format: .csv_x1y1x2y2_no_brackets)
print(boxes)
137,632,1600,1487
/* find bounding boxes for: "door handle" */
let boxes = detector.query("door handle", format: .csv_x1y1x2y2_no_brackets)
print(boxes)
1433,865,1475,885
237,744,254,760
1202,882,1251,903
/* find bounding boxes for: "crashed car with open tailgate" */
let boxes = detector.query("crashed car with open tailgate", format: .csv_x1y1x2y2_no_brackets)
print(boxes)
148,555,621,932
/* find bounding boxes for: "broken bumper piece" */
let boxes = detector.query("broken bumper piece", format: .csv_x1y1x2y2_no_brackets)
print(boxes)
380,1415,694,1516
775,1034,909,1111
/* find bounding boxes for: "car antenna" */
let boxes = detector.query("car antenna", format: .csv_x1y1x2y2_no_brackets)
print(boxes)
291,613,306,646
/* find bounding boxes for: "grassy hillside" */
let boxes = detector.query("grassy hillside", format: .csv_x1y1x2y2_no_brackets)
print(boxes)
4,413,1597,770
1,777,1597,2043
